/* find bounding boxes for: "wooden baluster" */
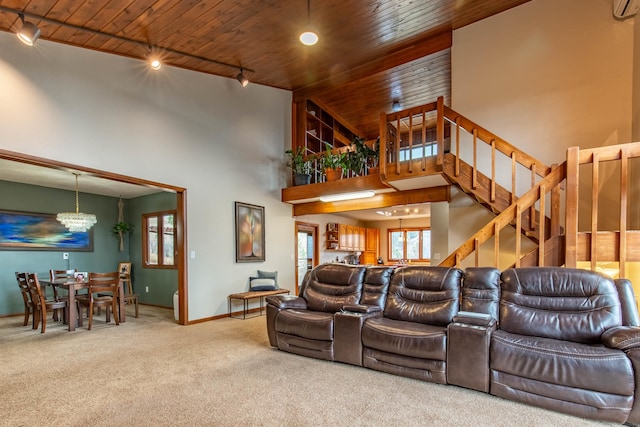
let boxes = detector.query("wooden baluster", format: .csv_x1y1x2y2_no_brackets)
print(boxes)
494,223,500,268
550,164,561,237
538,184,546,266
515,204,522,267
421,110,427,171
620,148,628,278
474,237,480,267
396,115,401,174
408,113,413,173
455,252,461,269
472,128,478,189
565,147,579,268
436,96,444,168
529,163,536,230
511,152,517,204
490,139,496,202
591,152,599,271
379,112,387,178
455,117,461,177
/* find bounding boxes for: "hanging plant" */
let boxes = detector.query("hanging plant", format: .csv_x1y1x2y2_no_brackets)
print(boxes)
113,222,131,252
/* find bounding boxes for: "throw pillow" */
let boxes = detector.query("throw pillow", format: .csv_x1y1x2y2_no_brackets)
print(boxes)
257,270,278,286
250,277,277,291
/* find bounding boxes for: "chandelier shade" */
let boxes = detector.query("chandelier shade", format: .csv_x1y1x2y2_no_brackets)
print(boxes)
57,174,97,232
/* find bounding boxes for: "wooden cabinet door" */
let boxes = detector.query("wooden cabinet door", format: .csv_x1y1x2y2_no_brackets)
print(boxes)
345,225,354,250
359,227,366,251
339,223,348,250
365,228,379,252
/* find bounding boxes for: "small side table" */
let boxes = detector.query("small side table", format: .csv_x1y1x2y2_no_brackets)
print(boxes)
228,289,290,319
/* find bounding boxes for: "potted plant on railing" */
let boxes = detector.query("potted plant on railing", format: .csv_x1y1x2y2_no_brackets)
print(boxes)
347,136,368,177
321,143,346,181
285,146,312,186
367,136,381,175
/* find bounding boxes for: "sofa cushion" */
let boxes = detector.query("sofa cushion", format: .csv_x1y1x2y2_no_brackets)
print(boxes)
383,266,462,326
362,317,447,361
491,330,634,396
500,268,622,344
303,264,366,312
275,309,334,341
360,266,394,309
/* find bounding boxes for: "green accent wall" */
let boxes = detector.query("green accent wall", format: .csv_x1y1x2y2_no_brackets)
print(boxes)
127,192,178,308
0,180,130,316
0,180,178,317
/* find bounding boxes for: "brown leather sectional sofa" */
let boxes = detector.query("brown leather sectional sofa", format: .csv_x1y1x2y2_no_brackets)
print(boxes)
266,263,640,425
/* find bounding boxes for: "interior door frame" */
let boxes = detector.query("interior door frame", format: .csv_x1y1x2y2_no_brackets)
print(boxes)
0,148,189,325
294,221,319,295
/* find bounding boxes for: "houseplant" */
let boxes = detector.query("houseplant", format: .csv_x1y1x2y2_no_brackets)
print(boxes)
285,146,312,186
321,143,346,181
113,222,131,252
367,136,381,175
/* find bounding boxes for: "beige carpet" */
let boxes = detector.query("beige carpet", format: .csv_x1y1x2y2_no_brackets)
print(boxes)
0,306,617,427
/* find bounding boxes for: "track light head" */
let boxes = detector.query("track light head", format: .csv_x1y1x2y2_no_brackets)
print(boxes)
236,69,249,87
16,13,41,46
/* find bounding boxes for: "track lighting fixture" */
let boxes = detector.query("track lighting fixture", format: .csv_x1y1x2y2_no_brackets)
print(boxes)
0,6,255,84
236,68,249,87
16,12,41,46
299,0,318,46
392,100,402,112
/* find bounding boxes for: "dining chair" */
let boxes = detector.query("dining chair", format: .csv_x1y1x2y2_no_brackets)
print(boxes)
77,272,120,330
26,273,68,333
50,268,79,320
15,272,34,327
118,262,139,318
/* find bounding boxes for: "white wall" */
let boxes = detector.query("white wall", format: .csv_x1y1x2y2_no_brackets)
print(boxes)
0,33,293,321
452,0,634,166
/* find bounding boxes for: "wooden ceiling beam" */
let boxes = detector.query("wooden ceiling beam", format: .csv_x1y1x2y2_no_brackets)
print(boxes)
292,28,452,102
292,185,450,216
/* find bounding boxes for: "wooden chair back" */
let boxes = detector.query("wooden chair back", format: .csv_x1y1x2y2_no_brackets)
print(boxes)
26,273,67,333
81,272,120,330
15,272,32,326
50,269,76,281
49,269,77,299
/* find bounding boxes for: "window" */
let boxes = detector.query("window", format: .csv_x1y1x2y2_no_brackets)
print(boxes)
398,143,437,162
388,227,431,262
143,210,176,268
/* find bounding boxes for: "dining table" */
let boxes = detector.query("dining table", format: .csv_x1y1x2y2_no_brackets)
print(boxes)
40,277,126,331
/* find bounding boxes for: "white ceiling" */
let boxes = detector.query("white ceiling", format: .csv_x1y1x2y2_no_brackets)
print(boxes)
0,158,163,199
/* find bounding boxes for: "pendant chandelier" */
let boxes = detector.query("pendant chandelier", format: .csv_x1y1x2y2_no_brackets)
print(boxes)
57,173,97,232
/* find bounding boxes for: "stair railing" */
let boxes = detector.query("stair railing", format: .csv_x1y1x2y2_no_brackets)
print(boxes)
565,142,640,278
439,162,567,269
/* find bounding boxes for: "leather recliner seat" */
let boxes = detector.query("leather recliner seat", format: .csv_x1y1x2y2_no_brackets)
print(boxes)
360,266,463,384
268,264,395,362
490,267,638,424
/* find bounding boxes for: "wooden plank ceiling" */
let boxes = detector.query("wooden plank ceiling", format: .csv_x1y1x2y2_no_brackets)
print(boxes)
0,0,529,139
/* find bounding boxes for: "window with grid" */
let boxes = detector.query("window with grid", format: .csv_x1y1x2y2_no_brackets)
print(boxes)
388,227,431,262
143,210,176,268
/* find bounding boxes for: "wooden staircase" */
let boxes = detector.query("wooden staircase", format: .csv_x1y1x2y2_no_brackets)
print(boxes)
380,97,640,279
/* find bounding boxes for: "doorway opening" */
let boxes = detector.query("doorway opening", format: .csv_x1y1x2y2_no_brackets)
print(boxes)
294,221,319,295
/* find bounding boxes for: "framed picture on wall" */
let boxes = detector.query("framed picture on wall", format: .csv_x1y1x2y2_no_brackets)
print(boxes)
0,210,94,251
235,202,265,262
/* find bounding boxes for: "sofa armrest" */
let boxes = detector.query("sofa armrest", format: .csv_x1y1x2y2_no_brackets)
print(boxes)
342,304,382,314
452,311,496,328
601,326,640,351
265,295,307,310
